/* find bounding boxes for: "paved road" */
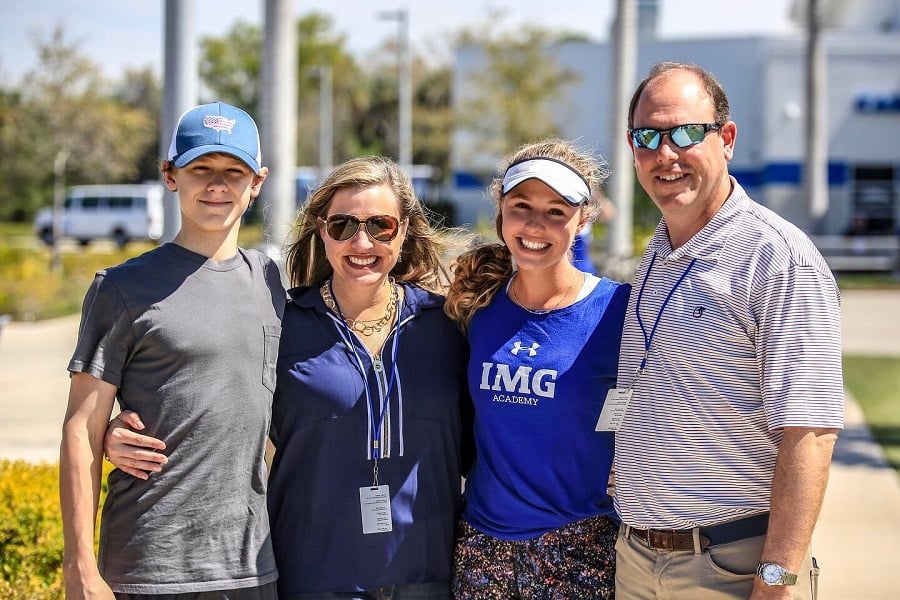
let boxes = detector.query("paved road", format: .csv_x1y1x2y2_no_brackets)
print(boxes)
0,314,78,462
1,289,899,596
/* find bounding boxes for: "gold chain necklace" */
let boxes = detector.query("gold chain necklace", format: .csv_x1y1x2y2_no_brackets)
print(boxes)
510,270,581,315
321,279,398,336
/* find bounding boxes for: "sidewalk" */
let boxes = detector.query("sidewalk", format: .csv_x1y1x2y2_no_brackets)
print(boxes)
810,289,900,598
812,391,900,598
1,291,899,596
0,314,78,462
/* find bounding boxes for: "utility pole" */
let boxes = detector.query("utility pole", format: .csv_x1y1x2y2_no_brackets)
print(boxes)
160,0,197,242
378,9,412,173
260,0,298,253
607,0,637,262
804,0,828,233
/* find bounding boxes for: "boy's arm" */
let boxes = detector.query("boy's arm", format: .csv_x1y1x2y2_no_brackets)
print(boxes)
59,372,118,600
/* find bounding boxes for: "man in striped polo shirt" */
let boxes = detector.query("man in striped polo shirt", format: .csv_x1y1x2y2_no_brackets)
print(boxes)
612,62,844,599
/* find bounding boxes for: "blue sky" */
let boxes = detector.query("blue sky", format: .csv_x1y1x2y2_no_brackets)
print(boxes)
0,0,797,83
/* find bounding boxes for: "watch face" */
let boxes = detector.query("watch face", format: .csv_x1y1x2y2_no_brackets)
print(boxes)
761,563,785,584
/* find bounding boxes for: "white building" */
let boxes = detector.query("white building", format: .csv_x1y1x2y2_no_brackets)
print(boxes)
450,1,900,239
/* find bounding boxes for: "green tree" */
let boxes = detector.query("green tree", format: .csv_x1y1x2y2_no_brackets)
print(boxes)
355,41,453,180
112,67,163,182
200,20,263,114
195,12,458,181
349,61,395,158
0,27,156,221
0,88,41,221
195,12,456,176
412,64,453,181
198,13,367,168
453,16,581,171
294,13,365,166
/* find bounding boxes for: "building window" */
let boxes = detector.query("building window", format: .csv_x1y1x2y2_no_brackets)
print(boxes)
848,165,895,235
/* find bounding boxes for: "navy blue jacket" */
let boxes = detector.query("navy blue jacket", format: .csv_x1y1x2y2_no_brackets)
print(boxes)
268,282,473,595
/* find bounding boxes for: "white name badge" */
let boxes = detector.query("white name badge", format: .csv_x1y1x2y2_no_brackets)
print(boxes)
359,485,393,534
595,388,632,432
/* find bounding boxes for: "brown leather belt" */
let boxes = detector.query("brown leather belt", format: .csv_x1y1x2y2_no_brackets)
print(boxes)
628,512,770,552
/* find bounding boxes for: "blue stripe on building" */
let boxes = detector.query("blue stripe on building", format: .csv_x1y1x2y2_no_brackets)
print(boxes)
454,171,488,189
723,162,848,188
454,162,852,191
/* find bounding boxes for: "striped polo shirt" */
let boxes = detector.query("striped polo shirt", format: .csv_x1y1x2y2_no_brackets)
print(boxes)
614,180,844,530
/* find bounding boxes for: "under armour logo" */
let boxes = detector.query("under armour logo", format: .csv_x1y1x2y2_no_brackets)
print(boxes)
693,307,706,318
510,341,540,357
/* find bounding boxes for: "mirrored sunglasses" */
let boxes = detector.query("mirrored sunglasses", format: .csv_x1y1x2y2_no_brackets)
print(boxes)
319,213,403,242
629,122,722,150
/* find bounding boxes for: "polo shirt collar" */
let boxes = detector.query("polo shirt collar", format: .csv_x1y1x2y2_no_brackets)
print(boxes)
648,177,750,264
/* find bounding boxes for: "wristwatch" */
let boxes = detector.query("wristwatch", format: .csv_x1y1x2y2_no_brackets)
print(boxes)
757,562,798,585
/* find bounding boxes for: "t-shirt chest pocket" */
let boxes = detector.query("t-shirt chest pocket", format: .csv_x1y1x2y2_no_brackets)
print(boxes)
262,324,281,393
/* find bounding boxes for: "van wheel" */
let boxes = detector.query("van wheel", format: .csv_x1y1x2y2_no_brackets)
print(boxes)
113,230,128,248
39,227,53,246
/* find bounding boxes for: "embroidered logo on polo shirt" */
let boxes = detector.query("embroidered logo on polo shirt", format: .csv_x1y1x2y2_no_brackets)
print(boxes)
693,306,706,318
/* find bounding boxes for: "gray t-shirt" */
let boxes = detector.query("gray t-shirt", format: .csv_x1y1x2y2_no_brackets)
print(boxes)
69,242,285,593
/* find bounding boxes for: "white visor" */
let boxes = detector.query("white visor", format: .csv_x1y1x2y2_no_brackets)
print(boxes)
501,157,591,206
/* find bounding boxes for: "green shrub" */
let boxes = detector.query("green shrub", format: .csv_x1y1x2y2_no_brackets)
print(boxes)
0,460,110,600
0,222,265,322
0,460,64,599
0,246,152,321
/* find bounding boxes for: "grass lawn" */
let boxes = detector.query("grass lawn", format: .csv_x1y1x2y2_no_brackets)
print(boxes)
0,220,32,240
835,273,900,289
842,354,900,473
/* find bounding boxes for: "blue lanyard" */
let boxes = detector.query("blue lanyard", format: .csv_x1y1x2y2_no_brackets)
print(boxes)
327,279,401,461
634,253,697,376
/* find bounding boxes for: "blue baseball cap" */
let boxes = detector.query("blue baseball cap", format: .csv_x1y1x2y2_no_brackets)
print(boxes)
166,101,262,173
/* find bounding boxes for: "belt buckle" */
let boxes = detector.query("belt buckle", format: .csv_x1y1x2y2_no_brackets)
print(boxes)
648,529,675,551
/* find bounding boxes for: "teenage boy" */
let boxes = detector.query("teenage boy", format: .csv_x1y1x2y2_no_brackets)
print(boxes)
60,101,285,600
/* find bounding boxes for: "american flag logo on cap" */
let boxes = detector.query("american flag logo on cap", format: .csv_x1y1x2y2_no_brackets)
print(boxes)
202,115,236,133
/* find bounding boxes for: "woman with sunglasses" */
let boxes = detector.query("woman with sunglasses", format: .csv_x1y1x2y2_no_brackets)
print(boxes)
443,139,630,599
104,156,474,599
266,155,473,599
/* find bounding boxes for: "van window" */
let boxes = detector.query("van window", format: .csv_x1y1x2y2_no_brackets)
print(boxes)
109,196,142,209
81,197,101,210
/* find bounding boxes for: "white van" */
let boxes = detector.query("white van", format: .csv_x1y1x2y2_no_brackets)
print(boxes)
34,183,164,248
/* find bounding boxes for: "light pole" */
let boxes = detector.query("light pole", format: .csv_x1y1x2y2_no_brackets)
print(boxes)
378,8,412,173
607,0,637,264
160,0,197,243
309,66,333,182
260,0,298,252
804,0,828,233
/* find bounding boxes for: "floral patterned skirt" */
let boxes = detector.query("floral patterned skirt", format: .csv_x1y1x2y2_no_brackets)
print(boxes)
451,514,617,600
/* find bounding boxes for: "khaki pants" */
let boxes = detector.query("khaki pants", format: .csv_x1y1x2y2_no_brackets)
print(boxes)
615,523,815,599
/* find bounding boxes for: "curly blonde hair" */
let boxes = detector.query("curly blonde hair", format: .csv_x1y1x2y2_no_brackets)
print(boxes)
284,156,452,292
444,139,608,331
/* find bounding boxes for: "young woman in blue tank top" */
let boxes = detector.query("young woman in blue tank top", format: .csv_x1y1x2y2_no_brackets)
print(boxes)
444,139,630,599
